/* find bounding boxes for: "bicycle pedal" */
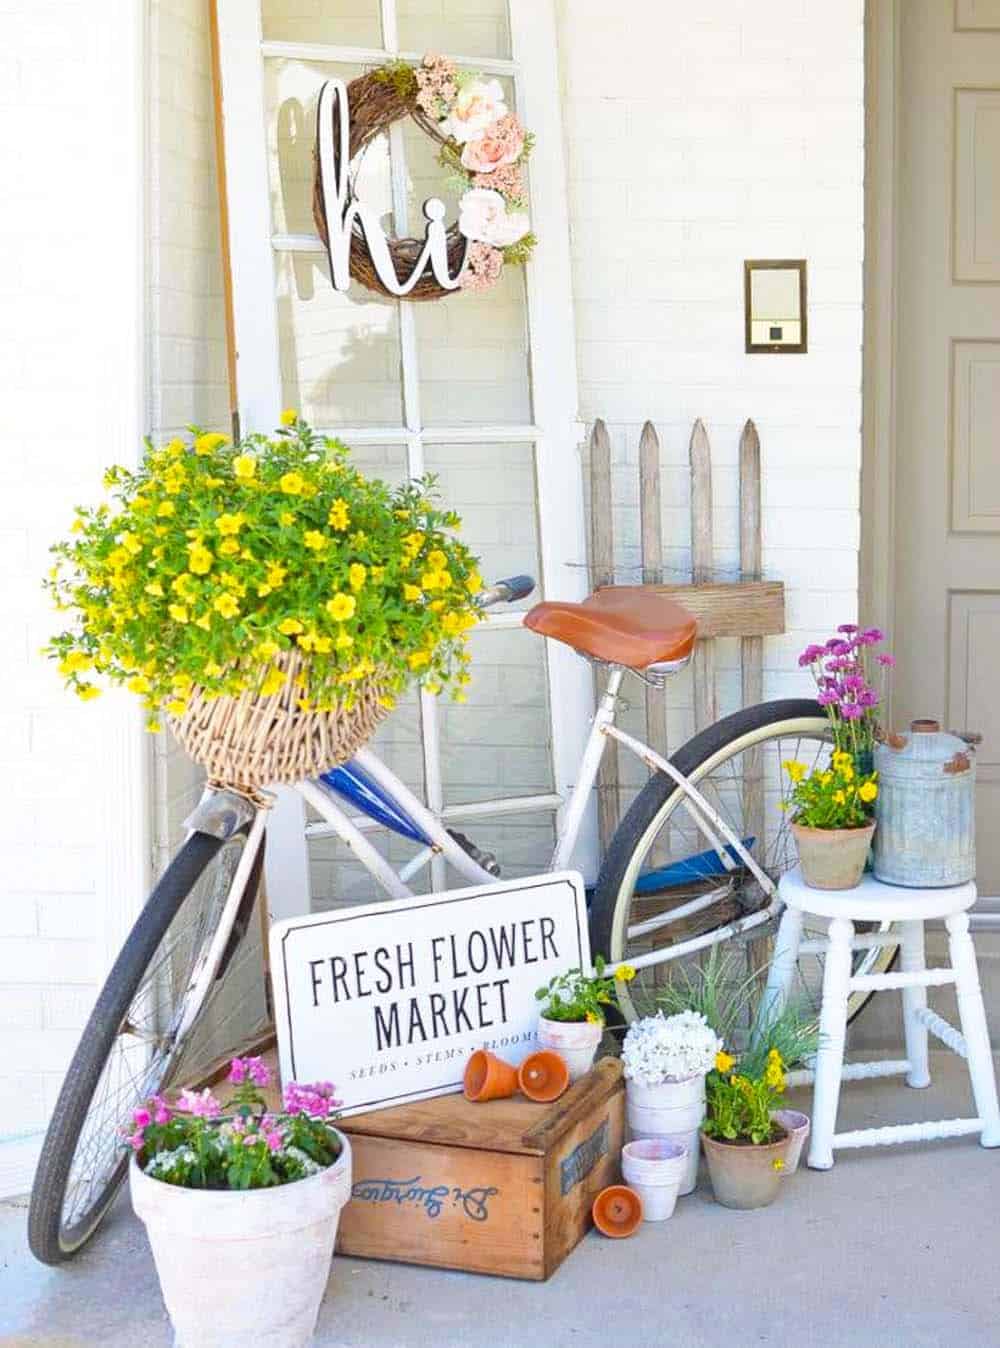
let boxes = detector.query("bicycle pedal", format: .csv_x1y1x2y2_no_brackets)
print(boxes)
447,829,501,877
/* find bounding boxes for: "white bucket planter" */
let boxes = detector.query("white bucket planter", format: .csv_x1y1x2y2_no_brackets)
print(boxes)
131,1132,352,1348
621,1138,687,1222
626,1074,705,1196
772,1109,810,1174
536,1016,602,1082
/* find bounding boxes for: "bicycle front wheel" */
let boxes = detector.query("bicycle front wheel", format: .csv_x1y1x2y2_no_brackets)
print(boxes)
590,699,897,1027
28,826,265,1265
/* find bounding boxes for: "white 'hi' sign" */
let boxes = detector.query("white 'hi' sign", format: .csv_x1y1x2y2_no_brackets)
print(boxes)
270,871,590,1116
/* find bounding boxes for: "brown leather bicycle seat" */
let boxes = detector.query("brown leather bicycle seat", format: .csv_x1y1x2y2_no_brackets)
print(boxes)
524,587,697,668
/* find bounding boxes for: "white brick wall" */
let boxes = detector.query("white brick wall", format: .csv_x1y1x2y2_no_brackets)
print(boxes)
560,0,865,753
0,1,146,1165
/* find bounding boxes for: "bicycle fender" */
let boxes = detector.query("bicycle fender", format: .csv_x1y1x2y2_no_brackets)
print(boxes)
183,788,257,840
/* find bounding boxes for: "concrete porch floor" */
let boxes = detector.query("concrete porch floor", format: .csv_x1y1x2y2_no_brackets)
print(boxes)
3,1053,1000,1348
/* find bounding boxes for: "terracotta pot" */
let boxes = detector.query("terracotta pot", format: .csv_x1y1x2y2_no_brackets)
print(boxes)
771,1109,810,1173
536,1016,603,1081
463,1050,518,1102
591,1185,643,1238
791,820,876,890
701,1126,790,1210
518,1050,570,1103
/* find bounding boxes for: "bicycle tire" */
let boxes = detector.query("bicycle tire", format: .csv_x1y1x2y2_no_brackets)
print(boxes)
590,699,897,1026
28,826,262,1265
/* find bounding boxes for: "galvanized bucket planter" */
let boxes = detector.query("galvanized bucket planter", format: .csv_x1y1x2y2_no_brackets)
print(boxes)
873,720,976,888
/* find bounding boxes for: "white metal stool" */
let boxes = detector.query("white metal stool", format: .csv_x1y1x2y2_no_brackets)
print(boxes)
762,866,1000,1170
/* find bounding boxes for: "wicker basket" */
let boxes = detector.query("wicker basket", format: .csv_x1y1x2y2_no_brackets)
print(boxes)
167,652,390,789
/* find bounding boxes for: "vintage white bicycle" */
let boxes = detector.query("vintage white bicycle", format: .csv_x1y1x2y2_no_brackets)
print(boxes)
28,574,896,1263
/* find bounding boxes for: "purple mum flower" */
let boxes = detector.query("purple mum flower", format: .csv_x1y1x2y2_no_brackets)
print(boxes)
837,623,859,634
877,652,896,667
839,702,864,720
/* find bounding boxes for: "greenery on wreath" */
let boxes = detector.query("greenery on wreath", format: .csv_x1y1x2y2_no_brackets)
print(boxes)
126,1057,342,1191
45,414,483,730
783,750,878,829
535,955,636,1025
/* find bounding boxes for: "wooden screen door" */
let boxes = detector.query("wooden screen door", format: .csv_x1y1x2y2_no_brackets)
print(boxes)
887,1,1000,891
212,0,597,918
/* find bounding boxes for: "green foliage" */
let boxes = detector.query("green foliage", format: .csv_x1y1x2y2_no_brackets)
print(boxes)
45,417,483,729
784,750,878,829
535,955,636,1025
501,232,537,266
653,945,819,1068
372,60,418,99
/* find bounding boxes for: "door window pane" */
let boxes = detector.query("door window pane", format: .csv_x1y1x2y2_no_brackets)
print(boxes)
276,252,404,427
439,625,553,806
397,0,512,60
262,0,382,47
424,441,539,600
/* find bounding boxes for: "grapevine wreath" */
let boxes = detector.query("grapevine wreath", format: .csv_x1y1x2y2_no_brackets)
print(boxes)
313,53,536,301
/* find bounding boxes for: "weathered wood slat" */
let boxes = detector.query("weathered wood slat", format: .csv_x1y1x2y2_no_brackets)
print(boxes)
589,419,620,846
632,580,784,639
689,418,717,731
738,418,768,981
639,421,668,773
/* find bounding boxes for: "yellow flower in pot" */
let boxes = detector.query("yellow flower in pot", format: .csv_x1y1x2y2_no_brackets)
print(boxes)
783,751,878,891
701,1047,793,1210
44,417,483,787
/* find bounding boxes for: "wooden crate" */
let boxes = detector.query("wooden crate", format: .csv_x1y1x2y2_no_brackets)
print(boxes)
335,1058,625,1280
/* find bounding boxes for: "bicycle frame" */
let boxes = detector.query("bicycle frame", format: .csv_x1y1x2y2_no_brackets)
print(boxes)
187,662,781,979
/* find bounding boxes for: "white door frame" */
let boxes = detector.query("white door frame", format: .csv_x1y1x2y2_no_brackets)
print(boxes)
212,0,597,920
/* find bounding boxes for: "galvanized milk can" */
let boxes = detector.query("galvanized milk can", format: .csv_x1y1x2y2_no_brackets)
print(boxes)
873,720,976,887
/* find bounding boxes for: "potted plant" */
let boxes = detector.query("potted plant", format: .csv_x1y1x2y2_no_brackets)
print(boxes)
784,750,879,889
128,1057,351,1347
620,1009,723,1195
45,415,482,786
701,1047,792,1209
534,956,636,1081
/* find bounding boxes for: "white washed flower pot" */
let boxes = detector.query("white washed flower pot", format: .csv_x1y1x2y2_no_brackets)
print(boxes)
626,1075,705,1196
621,1138,687,1221
131,1133,352,1348
536,1016,602,1082
772,1109,810,1174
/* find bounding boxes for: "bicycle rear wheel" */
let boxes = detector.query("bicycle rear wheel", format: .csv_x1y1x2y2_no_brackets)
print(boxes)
28,826,265,1265
590,699,897,1029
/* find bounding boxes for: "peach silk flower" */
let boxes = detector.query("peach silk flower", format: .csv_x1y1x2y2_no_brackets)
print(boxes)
460,114,525,173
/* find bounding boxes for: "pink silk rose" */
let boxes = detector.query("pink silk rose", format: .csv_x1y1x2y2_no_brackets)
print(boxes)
460,114,525,174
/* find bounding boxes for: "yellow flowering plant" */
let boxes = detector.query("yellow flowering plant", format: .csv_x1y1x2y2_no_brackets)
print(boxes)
782,750,878,830
704,1046,787,1146
44,415,483,729
535,956,637,1025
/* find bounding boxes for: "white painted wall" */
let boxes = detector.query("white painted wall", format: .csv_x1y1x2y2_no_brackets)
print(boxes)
0,0,148,1194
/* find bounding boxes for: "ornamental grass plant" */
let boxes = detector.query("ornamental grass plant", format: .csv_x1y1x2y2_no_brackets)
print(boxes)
44,415,483,733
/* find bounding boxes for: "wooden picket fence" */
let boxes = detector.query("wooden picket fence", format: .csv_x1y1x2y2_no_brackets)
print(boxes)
588,417,786,852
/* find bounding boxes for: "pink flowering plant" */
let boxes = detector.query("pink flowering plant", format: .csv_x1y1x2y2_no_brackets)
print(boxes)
124,1057,342,1191
798,624,896,758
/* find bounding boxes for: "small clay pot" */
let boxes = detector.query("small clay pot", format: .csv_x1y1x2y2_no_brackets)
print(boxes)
463,1050,518,1102
592,1185,643,1238
518,1050,570,1103
791,820,875,891
701,1125,791,1210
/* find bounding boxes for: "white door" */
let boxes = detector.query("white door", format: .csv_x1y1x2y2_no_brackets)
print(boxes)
891,1,1000,890
213,0,597,915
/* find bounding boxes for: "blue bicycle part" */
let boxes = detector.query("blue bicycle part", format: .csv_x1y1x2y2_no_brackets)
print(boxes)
319,759,432,846
634,839,755,893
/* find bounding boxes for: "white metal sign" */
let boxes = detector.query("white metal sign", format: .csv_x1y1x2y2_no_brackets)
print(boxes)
270,871,589,1116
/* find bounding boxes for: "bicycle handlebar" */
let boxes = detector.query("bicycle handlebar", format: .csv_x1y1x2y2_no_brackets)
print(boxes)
477,574,536,608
